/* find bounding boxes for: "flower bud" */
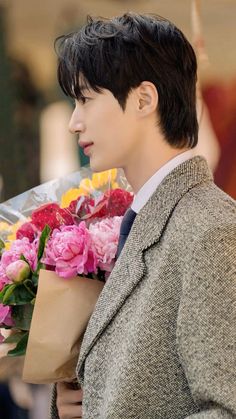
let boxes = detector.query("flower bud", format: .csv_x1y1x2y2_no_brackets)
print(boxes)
6,260,31,283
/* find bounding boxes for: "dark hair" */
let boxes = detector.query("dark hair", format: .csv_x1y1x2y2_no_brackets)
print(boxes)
55,12,198,148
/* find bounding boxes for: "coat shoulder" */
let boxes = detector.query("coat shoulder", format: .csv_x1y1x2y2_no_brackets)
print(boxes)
172,182,236,240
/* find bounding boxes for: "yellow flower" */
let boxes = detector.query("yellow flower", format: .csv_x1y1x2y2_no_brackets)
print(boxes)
60,169,118,208
79,178,95,193
61,187,90,208
0,222,11,232
7,221,24,243
0,220,24,250
91,169,117,189
111,181,119,189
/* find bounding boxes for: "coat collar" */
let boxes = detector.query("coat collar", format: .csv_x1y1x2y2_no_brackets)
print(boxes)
77,156,213,381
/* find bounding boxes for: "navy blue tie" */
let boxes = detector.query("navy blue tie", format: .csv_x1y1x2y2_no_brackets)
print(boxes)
116,208,137,258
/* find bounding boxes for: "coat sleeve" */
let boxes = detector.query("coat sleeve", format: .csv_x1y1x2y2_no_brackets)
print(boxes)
176,223,236,418
49,384,60,419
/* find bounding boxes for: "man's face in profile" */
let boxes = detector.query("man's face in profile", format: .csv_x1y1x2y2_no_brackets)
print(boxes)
69,84,142,173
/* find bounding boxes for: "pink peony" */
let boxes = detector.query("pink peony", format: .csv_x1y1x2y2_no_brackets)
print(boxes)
0,304,14,327
0,264,11,291
6,260,31,283
42,222,98,278
1,238,38,272
16,222,37,242
89,216,122,272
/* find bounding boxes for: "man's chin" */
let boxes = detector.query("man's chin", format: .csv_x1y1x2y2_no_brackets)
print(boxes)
90,160,116,173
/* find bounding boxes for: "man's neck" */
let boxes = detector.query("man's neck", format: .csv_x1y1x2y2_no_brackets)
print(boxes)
124,145,190,194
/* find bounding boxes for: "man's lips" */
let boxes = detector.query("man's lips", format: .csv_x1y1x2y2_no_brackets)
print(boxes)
79,141,94,156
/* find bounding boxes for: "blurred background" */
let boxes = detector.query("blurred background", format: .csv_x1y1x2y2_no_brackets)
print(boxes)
0,0,235,417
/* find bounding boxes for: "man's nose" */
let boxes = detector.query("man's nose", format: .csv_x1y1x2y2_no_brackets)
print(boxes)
68,108,85,134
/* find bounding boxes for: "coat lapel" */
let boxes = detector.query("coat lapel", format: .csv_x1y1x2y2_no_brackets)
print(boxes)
77,156,213,379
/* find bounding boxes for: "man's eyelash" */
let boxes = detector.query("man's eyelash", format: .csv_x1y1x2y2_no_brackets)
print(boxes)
79,96,90,104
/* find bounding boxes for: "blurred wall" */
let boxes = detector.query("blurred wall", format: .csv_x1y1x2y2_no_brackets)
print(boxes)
0,6,44,200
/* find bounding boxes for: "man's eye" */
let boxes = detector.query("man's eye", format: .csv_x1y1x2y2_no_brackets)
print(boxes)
79,96,90,104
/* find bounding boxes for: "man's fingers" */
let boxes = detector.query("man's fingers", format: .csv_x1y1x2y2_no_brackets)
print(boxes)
57,403,82,419
56,382,83,418
57,382,83,403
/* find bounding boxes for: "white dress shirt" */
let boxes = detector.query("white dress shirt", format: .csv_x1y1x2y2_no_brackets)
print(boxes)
131,150,194,214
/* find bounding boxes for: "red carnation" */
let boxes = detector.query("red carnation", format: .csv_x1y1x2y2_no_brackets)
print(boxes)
68,196,95,219
67,189,133,222
83,189,133,220
93,189,133,218
31,203,74,231
16,222,37,242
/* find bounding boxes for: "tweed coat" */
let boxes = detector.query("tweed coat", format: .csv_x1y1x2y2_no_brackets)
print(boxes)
51,156,236,418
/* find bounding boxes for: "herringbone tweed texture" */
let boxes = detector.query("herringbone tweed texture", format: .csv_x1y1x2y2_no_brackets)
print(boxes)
50,156,236,418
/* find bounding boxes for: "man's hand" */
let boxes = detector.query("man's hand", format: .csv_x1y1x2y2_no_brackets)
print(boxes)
56,382,83,419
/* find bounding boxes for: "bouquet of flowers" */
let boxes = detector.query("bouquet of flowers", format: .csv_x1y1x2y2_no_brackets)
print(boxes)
0,167,133,383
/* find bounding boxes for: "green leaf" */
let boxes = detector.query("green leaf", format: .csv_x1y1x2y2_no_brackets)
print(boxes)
35,261,46,276
0,238,5,255
0,283,13,303
2,284,17,304
7,331,28,357
23,280,36,298
31,273,39,287
37,224,51,262
20,254,30,267
4,284,33,305
4,330,25,344
12,304,34,330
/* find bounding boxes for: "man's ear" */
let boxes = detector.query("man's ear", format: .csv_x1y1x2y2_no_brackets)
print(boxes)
134,81,158,117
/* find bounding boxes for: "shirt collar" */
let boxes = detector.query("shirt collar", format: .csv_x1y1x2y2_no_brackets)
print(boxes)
131,149,194,213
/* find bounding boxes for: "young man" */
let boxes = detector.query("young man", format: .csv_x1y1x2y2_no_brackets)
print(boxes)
52,13,236,418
